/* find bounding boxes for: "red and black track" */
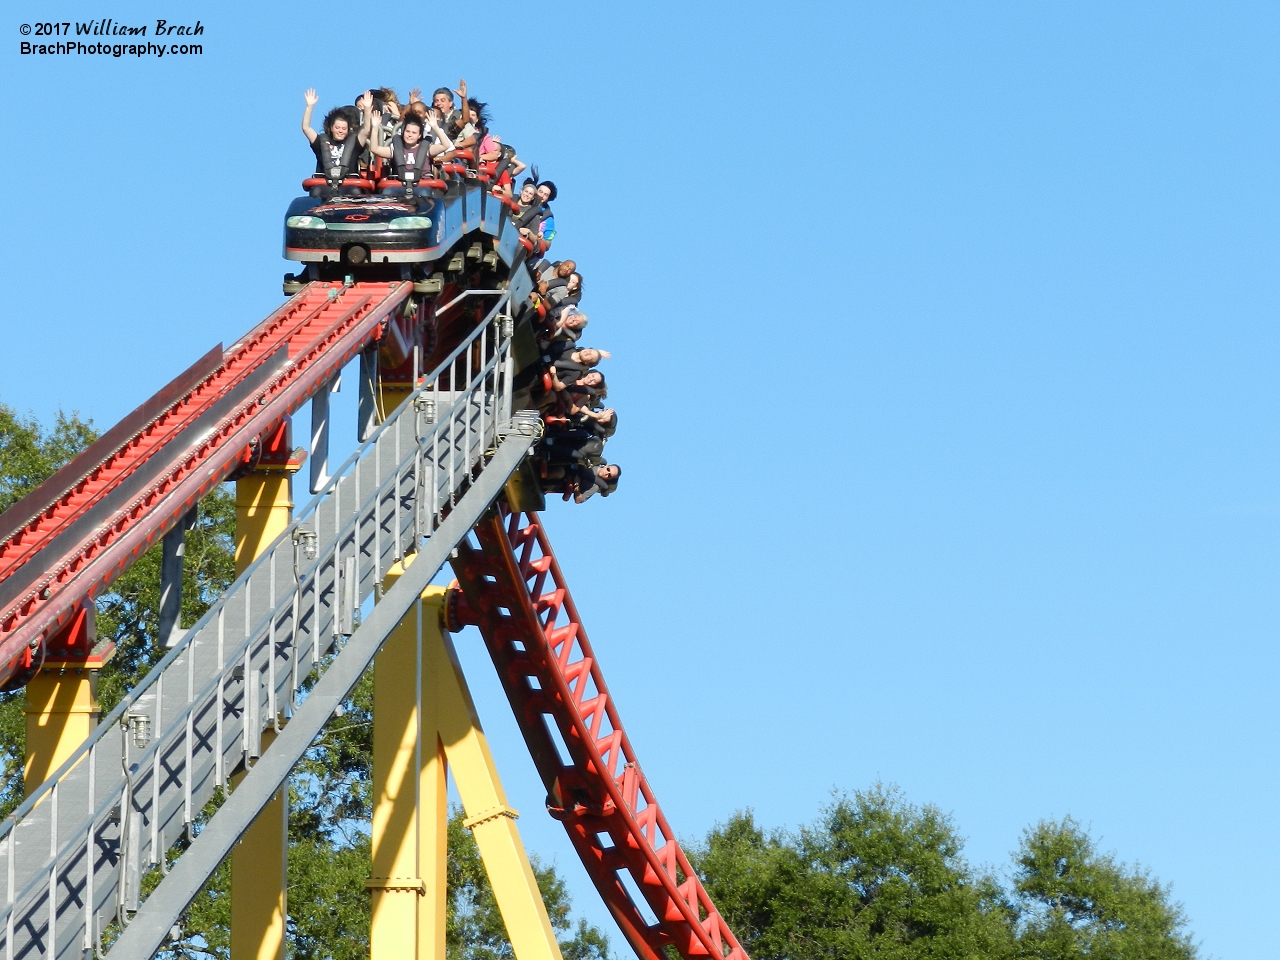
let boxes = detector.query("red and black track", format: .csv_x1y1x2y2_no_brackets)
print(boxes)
0,282,410,686
452,509,748,960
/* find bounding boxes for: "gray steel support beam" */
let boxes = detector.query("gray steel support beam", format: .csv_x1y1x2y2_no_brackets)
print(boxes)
104,436,528,960
358,346,378,442
159,508,197,649
309,374,341,494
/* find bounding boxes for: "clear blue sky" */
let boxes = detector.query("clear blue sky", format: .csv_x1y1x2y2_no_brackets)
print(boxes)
4,3,1277,957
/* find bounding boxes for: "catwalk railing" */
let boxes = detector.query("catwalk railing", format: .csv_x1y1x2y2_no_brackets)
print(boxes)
0,295,523,960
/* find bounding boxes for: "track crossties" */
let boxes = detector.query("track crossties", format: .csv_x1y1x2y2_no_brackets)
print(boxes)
452,509,749,960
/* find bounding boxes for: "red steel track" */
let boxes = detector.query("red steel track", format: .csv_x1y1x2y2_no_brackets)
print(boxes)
451,509,749,960
0,281,410,685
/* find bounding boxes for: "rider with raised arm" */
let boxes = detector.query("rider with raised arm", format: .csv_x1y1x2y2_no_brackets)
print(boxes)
438,83,485,163
302,89,375,185
368,112,451,192
431,82,464,137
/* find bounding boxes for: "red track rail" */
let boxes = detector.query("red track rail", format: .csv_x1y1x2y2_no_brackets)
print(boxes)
0,281,410,686
451,509,749,960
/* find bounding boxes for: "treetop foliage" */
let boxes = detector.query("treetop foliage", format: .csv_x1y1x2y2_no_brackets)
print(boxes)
0,404,96,513
1012,817,1196,960
690,787,1197,960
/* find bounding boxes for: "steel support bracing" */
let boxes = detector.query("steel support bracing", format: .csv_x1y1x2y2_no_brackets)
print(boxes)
159,508,197,649
103,437,528,960
309,375,341,495
358,346,379,443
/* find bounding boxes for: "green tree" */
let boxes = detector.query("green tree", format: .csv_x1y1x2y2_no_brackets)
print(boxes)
692,785,1013,960
1011,818,1196,960
0,404,96,513
694,795,1201,960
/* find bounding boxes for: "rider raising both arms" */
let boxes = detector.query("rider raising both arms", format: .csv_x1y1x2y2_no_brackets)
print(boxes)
368,112,452,187
302,89,375,182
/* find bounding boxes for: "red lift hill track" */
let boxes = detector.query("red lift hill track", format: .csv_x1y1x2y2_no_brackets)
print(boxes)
0,273,748,956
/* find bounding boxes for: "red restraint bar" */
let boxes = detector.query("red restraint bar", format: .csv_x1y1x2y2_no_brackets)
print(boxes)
302,176,377,191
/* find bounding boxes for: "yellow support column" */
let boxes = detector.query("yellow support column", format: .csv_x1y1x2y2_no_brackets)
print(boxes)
367,577,562,960
422,589,564,960
418,692,448,960
368,556,426,960
230,729,287,960
231,462,295,960
234,474,294,572
24,607,114,796
23,667,98,794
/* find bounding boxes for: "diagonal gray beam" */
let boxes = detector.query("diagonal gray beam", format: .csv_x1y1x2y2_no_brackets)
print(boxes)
105,437,529,960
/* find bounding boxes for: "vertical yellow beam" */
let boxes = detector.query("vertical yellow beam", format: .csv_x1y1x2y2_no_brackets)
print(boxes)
418,591,449,960
368,573,562,960
231,470,293,960
368,568,450,960
418,732,448,960
368,557,425,960
422,590,564,960
234,475,294,574
230,729,287,960
23,668,98,795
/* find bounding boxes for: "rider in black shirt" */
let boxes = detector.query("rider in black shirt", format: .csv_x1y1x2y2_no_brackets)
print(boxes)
302,89,375,184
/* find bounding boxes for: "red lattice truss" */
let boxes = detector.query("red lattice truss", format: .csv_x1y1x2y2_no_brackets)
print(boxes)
451,509,749,960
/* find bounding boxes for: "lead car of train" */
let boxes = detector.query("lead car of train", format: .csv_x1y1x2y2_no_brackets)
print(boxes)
282,171,526,295
282,170,550,511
